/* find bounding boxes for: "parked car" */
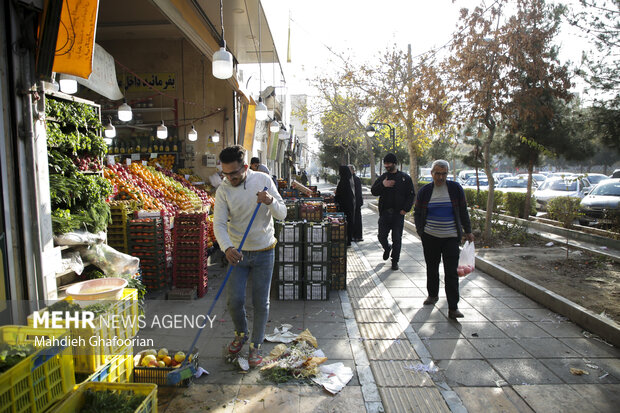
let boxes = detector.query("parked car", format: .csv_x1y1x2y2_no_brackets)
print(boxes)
582,173,610,186
458,170,486,184
611,169,620,179
534,177,592,211
496,177,537,194
578,179,620,226
493,172,513,182
547,172,577,180
462,176,489,190
419,175,433,185
516,173,547,184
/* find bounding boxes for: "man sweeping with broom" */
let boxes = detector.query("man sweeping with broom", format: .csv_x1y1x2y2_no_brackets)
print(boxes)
213,145,287,367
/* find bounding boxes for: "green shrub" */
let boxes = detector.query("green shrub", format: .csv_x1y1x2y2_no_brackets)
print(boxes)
503,192,537,218
464,189,502,212
327,174,339,184
361,177,373,186
546,196,582,228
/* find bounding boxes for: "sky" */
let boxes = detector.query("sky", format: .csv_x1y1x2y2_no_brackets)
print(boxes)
261,0,591,95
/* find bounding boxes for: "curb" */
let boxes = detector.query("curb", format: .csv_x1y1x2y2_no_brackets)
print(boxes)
367,201,620,348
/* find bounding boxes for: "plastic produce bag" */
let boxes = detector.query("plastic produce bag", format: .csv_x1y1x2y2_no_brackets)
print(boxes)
59,251,84,275
78,243,139,276
457,241,475,277
54,230,106,246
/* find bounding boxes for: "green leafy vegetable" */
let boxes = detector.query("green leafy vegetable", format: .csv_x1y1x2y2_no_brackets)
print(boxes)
79,389,146,413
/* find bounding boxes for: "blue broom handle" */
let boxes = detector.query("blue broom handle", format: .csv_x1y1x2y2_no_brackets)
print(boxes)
180,187,268,366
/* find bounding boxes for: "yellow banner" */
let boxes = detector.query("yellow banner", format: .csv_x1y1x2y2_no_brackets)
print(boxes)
243,105,256,154
52,0,99,79
119,73,177,93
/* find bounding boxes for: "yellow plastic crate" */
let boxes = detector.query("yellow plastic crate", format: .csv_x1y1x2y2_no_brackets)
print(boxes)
49,382,157,413
81,344,134,385
0,326,75,413
27,288,139,374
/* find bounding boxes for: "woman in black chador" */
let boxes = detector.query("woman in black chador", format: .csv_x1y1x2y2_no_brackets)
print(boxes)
335,165,355,246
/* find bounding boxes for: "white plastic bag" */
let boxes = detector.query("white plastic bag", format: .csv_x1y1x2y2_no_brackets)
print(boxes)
78,244,140,276
457,241,475,277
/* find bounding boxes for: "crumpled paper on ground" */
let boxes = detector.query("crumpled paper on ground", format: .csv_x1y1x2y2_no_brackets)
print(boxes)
265,324,298,343
194,366,209,378
295,329,318,348
311,362,353,394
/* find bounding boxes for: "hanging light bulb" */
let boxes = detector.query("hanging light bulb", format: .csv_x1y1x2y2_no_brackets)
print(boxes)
213,0,233,79
188,125,198,141
211,130,220,143
156,120,168,139
270,119,280,133
58,74,78,94
255,98,268,121
118,99,133,122
104,117,116,139
213,44,233,79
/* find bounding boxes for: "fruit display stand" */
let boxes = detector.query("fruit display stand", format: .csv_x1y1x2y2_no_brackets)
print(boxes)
107,201,138,253
27,288,139,374
133,349,198,387
48,382,157,413
0,326,75,413
172,212,210,297
128,218,168,291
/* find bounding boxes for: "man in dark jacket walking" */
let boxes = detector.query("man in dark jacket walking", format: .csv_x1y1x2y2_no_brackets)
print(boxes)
414,159,475,320
371,153,415,270
349,165,364,242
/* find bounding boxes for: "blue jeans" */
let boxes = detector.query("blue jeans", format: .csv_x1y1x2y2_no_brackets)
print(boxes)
226,248,275,347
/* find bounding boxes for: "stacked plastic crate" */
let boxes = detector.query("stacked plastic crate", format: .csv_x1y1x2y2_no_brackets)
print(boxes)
274,221,304,300
172,211,209,297
107,201,135,253
128,217,167,290
303,222,331,300
327,213,348,290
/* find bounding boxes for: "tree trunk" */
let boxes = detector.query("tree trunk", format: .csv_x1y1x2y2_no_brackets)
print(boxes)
408,134,419,193
367,136,376,182
524,157,534,219
483,128,496,242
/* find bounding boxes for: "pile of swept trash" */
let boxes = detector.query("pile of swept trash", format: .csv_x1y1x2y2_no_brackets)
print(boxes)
249,324,353,393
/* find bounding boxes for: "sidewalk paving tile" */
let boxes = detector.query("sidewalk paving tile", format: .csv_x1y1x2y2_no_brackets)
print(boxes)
437,307,489,322
560,337,620,358
304,321,348,339
350,297,390,308
412,322,464,339
379,387,450,413
513,384,603,413
454,386,535,413
370,360,434,387
158,383,237,412
393,296,429,308
459,287,493,298
489,359,564,385
387,287,427,298
493,321,552,339
347,285,383,298
381,277,416,289
497,296,545,309
363,339,419,360
354,308,398,323
436,298,474,309
515,308,565,322
403,307,450,323
514,338,582,358
298,386,366,413
570,384,620,413
533,320,586,337
358,322,407,339
426,338,483,360
234,384,300,413
437,359,504,386
468,338,532,359
539,358,620,384
475,307,528,322
463,297,510,309
450,321,508,339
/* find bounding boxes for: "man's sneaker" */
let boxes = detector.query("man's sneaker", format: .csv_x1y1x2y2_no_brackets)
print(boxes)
248,344,263,368
383,245,392,261
228,332,248,355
